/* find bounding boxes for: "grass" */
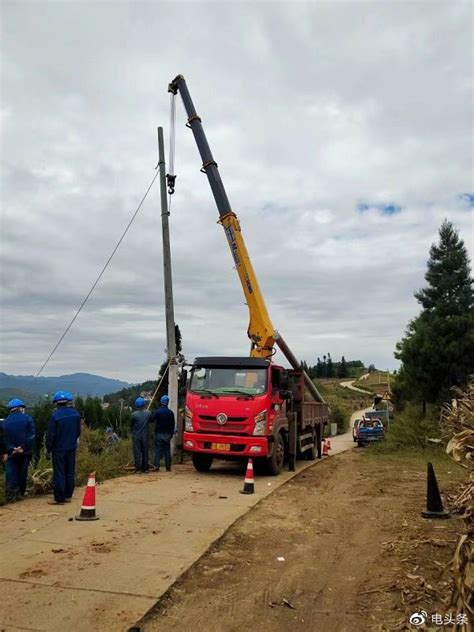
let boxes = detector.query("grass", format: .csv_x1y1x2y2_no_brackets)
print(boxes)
364,402,467,489
0,427,134,506
354,371,393,395
365,444,467,490
0,426,186,506
316,379,373,434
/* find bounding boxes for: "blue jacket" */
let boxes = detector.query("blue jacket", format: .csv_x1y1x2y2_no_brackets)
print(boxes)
152,406,175,435
130,409,153,437
46,407,81,452
4,412,36,456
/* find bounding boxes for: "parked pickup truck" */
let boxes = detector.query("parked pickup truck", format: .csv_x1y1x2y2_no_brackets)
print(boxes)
356,417,384,447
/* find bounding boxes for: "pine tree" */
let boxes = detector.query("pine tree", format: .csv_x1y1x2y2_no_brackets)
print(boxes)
83,397,97,427
395,220,474,406
316,357,323,378
326,353,334,378
337,356,348,378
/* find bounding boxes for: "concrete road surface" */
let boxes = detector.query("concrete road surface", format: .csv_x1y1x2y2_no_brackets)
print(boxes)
0,432,354,632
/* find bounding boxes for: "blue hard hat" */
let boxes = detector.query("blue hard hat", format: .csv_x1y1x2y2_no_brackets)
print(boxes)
135,397,146,408
7,398,25,410
160,395,169,405
64,391,74,402
53,391,68,403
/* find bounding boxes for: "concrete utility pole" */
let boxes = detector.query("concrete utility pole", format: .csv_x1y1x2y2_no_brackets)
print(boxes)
157,126,178,451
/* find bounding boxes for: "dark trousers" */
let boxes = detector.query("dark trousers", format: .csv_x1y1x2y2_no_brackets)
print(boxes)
5,453,30,498
52,449,76,502
133,434,149,471
154,433,172,470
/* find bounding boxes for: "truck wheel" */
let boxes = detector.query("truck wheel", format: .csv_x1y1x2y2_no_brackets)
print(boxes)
192,453,213,472
357,441,363,448
267,433,285,476
305,429,318,460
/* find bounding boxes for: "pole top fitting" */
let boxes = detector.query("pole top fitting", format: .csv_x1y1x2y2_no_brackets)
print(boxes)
168,74,185,94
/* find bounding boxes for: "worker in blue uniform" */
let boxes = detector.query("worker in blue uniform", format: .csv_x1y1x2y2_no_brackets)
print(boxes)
130,397,152,472
46,391,81,505
152,395,175,472
3,398,36,501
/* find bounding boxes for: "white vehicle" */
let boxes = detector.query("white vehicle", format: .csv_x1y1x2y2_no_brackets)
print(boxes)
352,418,362,442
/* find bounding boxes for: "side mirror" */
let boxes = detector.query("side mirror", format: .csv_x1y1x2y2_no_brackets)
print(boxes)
179,369,188,389
279,389,292,401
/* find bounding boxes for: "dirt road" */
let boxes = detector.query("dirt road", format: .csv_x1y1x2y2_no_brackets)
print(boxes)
0,431,354,632
340,380,373,395
141,450,464,632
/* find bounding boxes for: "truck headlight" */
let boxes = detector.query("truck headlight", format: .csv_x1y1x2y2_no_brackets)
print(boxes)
253,409,267,435
185,406,194,432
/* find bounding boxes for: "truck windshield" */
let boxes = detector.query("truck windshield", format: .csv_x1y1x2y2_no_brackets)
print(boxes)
190,367,267,395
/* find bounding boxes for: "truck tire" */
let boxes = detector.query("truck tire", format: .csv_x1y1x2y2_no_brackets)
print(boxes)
267,433,285,476
357,441,363,448
192,453,213,472
305,429,318,460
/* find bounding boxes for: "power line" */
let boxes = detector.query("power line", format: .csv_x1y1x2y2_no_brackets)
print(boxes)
30,169,160,384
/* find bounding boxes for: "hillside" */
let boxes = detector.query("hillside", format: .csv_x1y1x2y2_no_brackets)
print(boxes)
0,372,131,401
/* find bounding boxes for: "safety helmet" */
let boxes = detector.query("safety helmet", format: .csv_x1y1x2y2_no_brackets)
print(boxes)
7,398,25,410
160,395,169,406
135,397,146,408
53,391,68,404
64,392,74,402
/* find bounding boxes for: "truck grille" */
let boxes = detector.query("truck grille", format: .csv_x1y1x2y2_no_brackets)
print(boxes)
199,415,247,422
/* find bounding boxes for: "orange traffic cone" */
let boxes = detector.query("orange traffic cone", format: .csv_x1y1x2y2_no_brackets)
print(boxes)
240,459,255,495
76,472,99,521
322,440,329,457
326,438,332,451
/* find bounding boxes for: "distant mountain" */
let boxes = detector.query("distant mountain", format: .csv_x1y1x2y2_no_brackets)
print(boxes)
0,388,41,407
0,372,131,401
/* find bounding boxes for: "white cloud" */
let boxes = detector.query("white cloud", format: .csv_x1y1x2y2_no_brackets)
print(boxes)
0,2,472,383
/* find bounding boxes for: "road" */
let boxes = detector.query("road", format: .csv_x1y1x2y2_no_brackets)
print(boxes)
139,446,464,632
340,380,373,395
0,429,356,632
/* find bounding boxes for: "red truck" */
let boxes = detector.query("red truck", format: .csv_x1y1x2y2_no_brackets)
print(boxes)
169,75,329,474
183,357,329,475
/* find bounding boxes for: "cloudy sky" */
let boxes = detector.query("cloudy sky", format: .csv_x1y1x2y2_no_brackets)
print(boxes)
1,2,472,384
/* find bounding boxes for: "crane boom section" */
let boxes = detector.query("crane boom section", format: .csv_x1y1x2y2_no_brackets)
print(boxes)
219,212,276,357
169,75,277,357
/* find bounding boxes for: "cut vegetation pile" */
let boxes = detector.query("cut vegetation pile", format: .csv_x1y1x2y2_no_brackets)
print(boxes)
441,379,473,626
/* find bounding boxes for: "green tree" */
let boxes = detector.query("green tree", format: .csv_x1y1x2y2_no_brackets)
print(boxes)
83,397,97,427
395,220,474,409
337,356,349,378
75,396,85,417
326,353,334,378
315,357,323,378
31,398,54,461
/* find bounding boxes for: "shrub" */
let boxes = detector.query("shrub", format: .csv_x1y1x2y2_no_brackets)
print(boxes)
370,404,441,454
330,404,348,435
81,427,107,455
